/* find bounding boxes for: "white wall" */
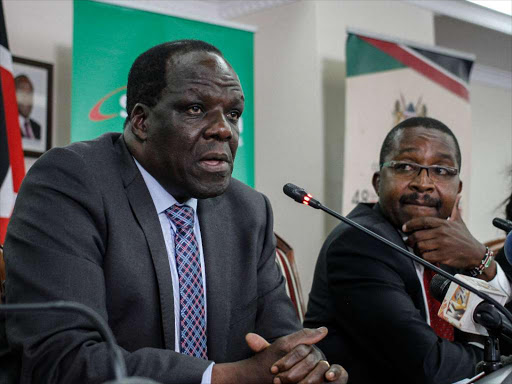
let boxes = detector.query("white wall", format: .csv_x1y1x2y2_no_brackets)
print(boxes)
234,2,324,300
468,83,512,243
315,0,435,61
314,0,435,233
435,16,512,243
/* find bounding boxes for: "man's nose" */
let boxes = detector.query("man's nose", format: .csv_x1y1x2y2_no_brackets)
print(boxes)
409,168,435,191
205,110,232,141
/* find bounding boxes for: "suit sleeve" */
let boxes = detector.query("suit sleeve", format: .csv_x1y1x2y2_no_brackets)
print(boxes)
3,147,211,384
253,194,302,342
326,225,483,384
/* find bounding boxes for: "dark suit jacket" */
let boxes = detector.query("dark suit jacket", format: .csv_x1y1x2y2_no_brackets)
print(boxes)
20,117,41,140
304,203,483,384
1,132,300,384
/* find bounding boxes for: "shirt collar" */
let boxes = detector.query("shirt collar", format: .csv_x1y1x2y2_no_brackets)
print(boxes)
133,158,197,214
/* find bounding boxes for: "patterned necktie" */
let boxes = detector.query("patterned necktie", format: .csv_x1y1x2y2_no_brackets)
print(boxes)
165,204,207,359
24,120,33,139
423,268,454,341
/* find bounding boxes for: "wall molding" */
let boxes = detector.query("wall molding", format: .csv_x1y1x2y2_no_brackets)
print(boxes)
471,63,512,90
93,0,298,30
406,0,512,35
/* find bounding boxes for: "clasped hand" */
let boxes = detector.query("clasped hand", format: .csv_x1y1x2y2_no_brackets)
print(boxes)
245,327,348,384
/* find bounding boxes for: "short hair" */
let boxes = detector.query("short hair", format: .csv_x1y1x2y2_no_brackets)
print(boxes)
379,117,462,169
14,74,33,90
125,39,223,126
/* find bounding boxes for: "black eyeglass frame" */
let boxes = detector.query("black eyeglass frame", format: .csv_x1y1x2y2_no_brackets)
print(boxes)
380,160,459,180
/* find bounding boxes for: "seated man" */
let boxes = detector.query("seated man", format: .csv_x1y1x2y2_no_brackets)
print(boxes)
304,117,511,384
1,40,347,384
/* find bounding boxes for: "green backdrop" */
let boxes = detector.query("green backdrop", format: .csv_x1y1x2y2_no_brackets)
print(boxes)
72,0,254,186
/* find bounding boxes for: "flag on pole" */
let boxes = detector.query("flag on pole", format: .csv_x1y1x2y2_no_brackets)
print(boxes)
0,0,25,243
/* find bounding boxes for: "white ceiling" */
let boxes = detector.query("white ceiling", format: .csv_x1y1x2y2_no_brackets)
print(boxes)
96,0,511,35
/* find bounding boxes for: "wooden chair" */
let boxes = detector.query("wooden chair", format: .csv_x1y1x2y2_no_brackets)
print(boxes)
485,238,506,254
0,244,4,304
275,233,306,323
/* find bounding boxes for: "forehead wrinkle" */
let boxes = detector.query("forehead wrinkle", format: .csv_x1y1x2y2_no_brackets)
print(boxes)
395,147,419,156
394,146,456,163
167,79,244,101
183,76,241,88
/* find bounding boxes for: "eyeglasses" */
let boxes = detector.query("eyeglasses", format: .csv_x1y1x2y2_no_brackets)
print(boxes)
380,161,459,182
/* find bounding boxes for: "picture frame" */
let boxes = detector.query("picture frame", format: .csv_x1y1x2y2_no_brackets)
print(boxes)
12,56,53,157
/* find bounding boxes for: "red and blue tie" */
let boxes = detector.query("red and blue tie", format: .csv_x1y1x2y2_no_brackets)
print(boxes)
165,204,207,359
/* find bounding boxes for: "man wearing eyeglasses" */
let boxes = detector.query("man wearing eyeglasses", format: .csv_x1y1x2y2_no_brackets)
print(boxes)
304,117,511,384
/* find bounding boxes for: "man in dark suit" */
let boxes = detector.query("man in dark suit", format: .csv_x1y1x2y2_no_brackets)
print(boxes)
304,117,511,384
15,74,42,140
2,40,348,384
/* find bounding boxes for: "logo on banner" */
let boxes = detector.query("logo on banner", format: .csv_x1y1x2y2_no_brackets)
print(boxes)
89,86,127,122
393,94,428,124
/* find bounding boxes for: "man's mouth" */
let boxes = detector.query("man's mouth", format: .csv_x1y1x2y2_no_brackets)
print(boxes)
400,194,440,209
198,153,231,172
404,200,437,208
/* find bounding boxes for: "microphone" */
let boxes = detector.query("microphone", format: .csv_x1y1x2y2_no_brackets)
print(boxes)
430,274,512,338
282,183,512,326
493,218,512,234
283,183,321,208
0,301,161,384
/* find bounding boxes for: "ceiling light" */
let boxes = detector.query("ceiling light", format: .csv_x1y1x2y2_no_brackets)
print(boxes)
465,0,512,16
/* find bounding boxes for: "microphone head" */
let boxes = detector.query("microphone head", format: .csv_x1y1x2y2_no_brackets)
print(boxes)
283,183,307,203
492,217,512,234
429,274,451,303
505,231,512,266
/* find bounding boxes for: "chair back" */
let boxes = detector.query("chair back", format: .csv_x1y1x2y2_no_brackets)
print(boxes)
275,233,306,323
485,238,506,254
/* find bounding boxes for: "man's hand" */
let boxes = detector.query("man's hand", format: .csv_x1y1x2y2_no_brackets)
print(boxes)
402,195,495,280
246,327,348,384
212,327,348,384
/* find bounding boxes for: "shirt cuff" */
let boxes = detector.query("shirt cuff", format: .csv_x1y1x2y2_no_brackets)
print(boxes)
201,362,215,384
487,261,512,302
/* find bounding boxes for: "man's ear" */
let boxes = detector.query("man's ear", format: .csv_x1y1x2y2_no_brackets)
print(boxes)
372,172,381,196
130,103,150,142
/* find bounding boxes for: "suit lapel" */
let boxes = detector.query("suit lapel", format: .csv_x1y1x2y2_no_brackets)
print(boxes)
197,197,232,361
369,204,427,318
115,136,175,350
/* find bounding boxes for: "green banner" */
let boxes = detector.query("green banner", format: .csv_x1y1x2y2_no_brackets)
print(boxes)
72,0,254,186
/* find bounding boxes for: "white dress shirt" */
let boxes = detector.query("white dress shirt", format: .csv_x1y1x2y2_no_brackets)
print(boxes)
135,159,214,383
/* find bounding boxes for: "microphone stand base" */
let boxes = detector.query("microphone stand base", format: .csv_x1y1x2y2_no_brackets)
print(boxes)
483,335,503,375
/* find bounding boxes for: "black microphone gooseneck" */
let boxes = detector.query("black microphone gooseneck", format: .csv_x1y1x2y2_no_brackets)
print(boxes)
0,301,127,380
283,183,512,326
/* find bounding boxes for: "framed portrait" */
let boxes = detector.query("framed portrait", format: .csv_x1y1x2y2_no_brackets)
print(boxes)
12,56,53,157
